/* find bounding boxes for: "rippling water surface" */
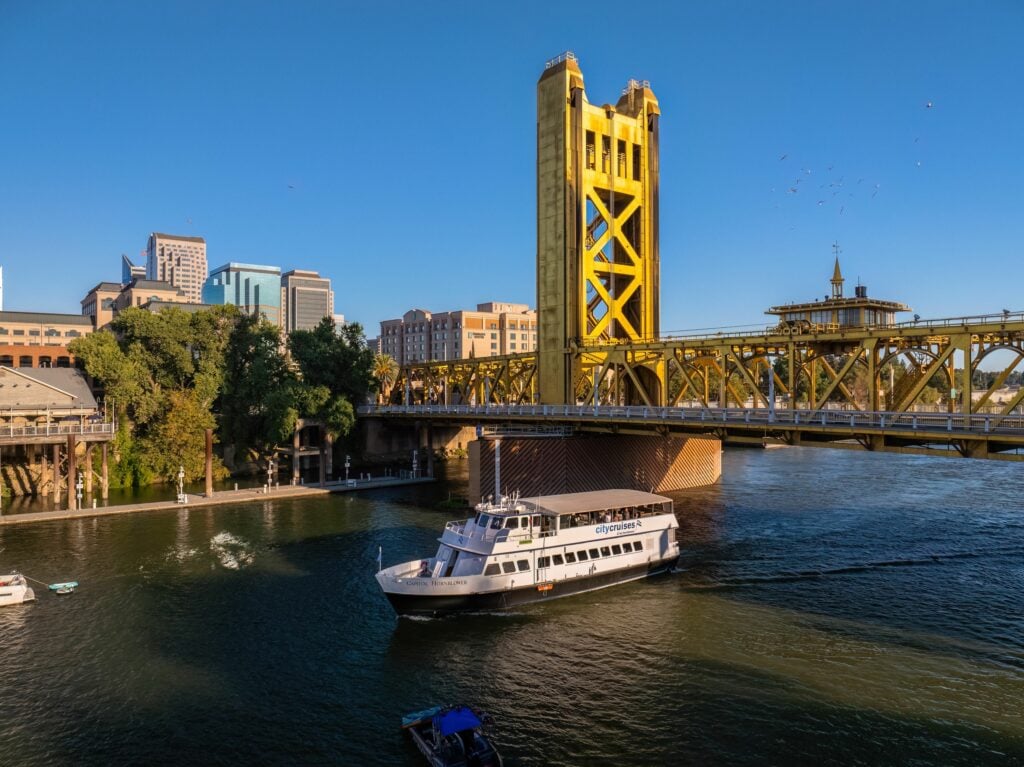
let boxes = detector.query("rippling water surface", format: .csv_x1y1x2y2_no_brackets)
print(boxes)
0,448,1022,765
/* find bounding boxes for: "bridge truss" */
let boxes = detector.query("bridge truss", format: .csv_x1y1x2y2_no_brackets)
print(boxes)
389,312,1024,458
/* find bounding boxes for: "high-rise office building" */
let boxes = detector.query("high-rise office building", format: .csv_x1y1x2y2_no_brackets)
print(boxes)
203,263,282,326
145,232,207,303
281,270,334,334
121,254,146,285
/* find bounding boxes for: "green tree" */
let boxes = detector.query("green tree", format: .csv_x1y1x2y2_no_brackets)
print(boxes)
220,315,299,463
287,317,375,406
69,306,237,487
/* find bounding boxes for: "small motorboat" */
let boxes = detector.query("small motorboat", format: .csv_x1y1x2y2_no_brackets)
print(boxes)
401,704,503,767
48,581,78,593
0,573,36,607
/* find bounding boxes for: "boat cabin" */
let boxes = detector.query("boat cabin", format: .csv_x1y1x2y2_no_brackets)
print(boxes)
467,489,672,539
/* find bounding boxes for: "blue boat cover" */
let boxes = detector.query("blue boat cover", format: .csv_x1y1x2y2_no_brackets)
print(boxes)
433,706,481,736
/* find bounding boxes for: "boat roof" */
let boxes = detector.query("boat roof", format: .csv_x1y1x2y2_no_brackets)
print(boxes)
433,706,482,736
521,489,671,515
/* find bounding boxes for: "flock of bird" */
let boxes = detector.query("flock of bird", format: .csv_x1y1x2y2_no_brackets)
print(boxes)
770,100,936,229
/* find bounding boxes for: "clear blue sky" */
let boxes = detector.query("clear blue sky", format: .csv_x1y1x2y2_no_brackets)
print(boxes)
1,1,1021,333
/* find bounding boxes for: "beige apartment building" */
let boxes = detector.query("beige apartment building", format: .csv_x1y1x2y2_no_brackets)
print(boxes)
81,279,190,328
380,303,537,364
146,232,207,303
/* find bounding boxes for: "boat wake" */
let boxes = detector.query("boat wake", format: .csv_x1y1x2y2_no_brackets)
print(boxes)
165,546,200,564
209,532,255,570
683,546,1024,589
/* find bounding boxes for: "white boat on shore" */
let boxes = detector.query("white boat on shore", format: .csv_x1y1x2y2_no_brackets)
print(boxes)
0,573,36,607
377,488,680,615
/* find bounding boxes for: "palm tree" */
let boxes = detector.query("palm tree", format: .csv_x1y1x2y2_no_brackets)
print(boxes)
372,354,399,404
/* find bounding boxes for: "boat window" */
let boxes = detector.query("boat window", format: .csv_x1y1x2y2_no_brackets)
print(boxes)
478,514,490,528
452,555,486,576
589,548,600,559
577,550,588,561
484,563,501,576
552,554,564,565
538,556,551,568
491,517,504,530
502,562,516,574
621,542,633,552
517,560,530,572
633,539,643,550
600,547,611,557
611,545,622,555
565,552,577,563
504,517,519,529
531,515,541,527
520,517,529,529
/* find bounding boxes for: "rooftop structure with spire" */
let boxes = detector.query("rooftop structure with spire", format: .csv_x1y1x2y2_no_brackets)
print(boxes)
767,248,911,332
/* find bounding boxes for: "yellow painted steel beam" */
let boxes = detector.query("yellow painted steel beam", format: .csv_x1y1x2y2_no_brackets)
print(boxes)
536,55,661,404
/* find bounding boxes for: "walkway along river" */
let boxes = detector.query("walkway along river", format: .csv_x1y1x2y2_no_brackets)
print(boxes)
0,447,1021,765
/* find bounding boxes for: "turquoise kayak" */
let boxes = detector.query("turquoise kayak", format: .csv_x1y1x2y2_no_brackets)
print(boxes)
401,705,442,729
48,581,78,591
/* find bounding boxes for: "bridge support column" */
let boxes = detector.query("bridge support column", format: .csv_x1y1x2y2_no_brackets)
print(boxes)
469,434,720,505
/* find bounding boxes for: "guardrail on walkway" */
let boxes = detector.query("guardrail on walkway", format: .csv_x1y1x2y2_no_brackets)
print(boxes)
0,422,115,439
359,404,1024,436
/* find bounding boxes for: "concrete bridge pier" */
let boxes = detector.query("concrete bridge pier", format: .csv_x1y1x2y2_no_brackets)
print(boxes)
468,433,721,505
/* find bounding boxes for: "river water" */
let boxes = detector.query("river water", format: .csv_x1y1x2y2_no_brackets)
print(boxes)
0,447,1021,766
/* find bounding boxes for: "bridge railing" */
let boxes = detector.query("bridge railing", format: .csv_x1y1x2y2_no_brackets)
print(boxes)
359,404,1024,436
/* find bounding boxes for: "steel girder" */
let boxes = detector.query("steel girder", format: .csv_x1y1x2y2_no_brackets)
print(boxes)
392,316,1024,416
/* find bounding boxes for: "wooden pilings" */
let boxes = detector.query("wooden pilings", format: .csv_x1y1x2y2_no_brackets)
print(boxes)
52,443,60,504
205,428,214,497
85,445,94,494
101,443,109,499
67,434,77,511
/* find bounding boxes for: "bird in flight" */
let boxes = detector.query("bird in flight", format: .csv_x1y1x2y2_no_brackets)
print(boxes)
925,101,934,108
779,154,788,161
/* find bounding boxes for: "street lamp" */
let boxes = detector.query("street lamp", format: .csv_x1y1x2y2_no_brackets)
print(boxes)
267,457,274,492
177,465,185,502
76,473,84,511
345,454,351,482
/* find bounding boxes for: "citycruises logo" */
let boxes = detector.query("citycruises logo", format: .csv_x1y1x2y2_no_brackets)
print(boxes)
595,520,641,535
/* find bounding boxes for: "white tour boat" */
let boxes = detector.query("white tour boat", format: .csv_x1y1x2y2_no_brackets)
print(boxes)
0,573,36,607
377,488,679,615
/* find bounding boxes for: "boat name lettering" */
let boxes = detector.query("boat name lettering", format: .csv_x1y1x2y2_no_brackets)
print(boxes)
595,520,640,534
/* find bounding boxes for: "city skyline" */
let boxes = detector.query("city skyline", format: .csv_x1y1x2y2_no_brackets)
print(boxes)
1,2,1021,331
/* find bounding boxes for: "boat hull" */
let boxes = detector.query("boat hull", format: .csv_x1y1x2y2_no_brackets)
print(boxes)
384,557,677,616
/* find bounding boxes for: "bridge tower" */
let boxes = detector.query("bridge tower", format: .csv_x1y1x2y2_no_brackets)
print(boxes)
536,52,662,404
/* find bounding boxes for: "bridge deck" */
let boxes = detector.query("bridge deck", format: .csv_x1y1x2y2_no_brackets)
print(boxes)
361,405,1024,461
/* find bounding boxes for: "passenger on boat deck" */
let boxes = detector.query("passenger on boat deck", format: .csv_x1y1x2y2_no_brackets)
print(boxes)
603,511,612,523
418,560,431,577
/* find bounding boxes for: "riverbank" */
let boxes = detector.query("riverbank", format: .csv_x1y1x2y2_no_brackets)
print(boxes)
0,475,435,526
